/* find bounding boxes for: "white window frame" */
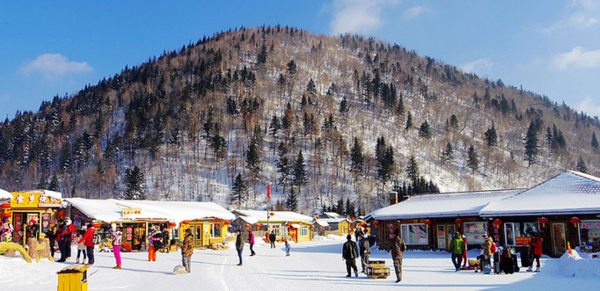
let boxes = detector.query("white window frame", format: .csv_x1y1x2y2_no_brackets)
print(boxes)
210,223,221,238
464,222,488,244
300,227,308,236
401,223,428,245
580,220,600,247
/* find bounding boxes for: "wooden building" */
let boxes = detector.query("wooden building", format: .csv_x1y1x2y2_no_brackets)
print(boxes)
232,210,313,243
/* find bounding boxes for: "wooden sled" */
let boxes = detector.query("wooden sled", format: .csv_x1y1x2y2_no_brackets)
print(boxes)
365,260,390,279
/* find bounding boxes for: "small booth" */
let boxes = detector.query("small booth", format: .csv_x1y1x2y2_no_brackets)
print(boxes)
2,190,62,245
233,210,313,243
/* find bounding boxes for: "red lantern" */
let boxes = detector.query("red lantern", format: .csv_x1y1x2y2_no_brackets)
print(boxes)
310,225,314,229
319,227,323,230
169,222,177,227
424,219,432,226
1,212,10,219
570,217,580,226
455,218,463,225
224,221,231,225
328,227,331,230
373,221,380,226
57,211,66,217
1,203,10,209
316,216,319,220
93,223,101,229
270,212,275,216
245,224,251,229
182,220,190,225
493,219,503,228
538,217,548,227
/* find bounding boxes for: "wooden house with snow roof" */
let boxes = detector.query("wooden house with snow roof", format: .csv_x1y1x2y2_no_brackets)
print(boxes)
232,210,313,243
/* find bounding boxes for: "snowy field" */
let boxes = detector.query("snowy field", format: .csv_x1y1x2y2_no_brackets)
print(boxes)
1,235,599,291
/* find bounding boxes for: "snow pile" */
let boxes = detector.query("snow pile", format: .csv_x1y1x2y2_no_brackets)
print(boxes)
543,250,600,278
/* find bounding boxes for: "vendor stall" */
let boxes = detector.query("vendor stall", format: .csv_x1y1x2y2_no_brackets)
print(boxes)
2,190,62,245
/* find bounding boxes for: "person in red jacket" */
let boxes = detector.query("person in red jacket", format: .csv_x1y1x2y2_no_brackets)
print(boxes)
527,233,542,272
65,218,75,260
79,224,96,265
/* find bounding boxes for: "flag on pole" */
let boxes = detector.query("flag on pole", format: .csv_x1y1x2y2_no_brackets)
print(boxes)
267,185,270,198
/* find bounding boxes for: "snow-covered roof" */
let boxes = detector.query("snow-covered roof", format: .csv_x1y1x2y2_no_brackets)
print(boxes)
320,218,348,224
314,219,330,227
367,189,523,220
480,171,600,217
322,212,342,219
233,209,313,224
236,215,259,224
66,198,235,223
0,188,11,201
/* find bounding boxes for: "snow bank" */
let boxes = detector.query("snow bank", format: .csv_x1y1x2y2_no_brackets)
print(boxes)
543,250,600,278
312,234,346,242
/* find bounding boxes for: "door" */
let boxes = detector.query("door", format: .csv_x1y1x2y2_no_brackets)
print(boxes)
437,225,446,250
552,223,566,256
192,224,203,248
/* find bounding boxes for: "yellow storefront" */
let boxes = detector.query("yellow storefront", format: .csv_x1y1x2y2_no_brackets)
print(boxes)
3,190,62,245
178,219,230,248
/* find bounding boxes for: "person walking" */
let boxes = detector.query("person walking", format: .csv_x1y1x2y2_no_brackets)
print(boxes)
110,226,123,269
389,228,407,283
450,232,465,271
248,230,256,256
527,233,542,272
78,224,95,265
461,234,468,268
161,227,170,253
481,233,494,273
75,230,87,264
46,223,57,258
342,234,359,277
235,229,244,266
358,234,370,273
269,231,276,249
147,227,158,262
182,228,194,272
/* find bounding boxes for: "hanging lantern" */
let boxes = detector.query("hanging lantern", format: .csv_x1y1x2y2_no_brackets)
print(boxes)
1,203,10,209
493,219,503,228
245,224,251,229
538,217,548,227
316,216,319,220
319,227,323,230
569,217,580,227
424,219,432,226
57,211,66,217
1,212,10,218
169,222,177,227
310,225,314,229
93,223,101,229
373,221,380,226
455,218,463,225
328,227,331,230
388,223,394,228
182,220,190,225
224,221,231,225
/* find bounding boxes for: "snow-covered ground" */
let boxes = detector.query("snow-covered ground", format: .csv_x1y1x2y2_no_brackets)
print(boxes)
1,235,599,291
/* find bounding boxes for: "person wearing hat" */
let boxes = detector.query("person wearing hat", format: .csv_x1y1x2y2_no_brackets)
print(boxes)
147,226,158,261
527,233,542,272
342,234,359,277
481,232,494,273
388,229,407,283
55,219,69,262
78,223,96,265
358,233,370,273
450,232,465,271
182,228,194,272
65,218,75,260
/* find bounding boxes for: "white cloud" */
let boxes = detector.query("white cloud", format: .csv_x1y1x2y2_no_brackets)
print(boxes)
460,59,494,75
330,0,399,35
21,53,93,80
401,6,428,21
553,46,600,69
542,1,599,33
577,96,600,116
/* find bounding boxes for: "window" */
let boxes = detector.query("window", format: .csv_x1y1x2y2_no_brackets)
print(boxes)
580,220,600,246
504,222,539,246
271,224,281,235
401,224,428,245
300,227,308,236
464,222,488,244
210,223,221,238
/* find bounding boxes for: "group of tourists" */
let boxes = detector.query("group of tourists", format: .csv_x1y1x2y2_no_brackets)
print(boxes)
449,231,543,274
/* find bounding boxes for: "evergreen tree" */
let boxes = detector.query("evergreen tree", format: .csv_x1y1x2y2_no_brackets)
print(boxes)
285,186,298,211
418,121,432,139
577,156,588,173
395,94,404,116
350,137,364,174
592,132,599,149
405,112,413,130
441,142,453,163
467,144,479,175
49,173,60,191
449,114,459,132
335,198,344,216
339,96,349,113
292,150,308,189
524,120,540,165
257,42,268,64
246,142,261,175
485,122,498,147
230,173,248,208
276,142,292,194
269,115,281,136
124,166,146,200
406,156,419,183
37,175,48,190
287,60,297,74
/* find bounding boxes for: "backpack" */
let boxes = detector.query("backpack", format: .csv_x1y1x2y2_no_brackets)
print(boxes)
491,243,497,253
153,239,163,250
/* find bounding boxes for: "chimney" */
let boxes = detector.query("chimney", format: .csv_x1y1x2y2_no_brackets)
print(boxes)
389,192,398,205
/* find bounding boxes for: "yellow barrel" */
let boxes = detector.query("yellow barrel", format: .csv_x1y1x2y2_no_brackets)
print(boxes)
57,264,90,291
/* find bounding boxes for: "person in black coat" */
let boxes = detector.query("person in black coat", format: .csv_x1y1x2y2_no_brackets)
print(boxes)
342,235,359,277
269,231,276,249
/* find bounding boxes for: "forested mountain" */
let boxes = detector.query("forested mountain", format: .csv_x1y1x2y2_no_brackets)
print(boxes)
1,26,599,215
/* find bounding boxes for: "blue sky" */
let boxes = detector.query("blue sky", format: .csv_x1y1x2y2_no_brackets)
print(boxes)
2,0,600,120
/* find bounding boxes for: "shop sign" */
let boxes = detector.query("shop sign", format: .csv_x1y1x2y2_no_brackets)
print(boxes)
122,208,142,216
516,237,532,245
10,191,61,208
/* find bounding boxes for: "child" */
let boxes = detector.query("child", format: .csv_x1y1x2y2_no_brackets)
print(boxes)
285,238,291,256
76,229,87,264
